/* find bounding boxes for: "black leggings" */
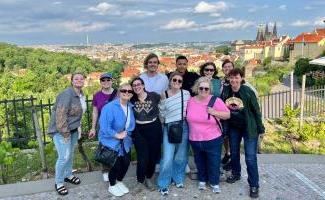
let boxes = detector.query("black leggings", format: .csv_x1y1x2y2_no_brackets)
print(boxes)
133,119,162,183
109,152,131,186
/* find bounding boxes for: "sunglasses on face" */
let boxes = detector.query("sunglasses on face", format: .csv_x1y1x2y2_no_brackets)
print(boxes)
101,78,112,82
172,78,183,84
199,87,210,91
204,68,215,72
120,89,133,94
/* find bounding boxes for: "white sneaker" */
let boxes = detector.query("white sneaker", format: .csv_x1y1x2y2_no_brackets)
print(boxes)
108,184,124,197
185,164,191,174
116,181,129,194
198,182,206,190
211,184,221,193
102,172,109,182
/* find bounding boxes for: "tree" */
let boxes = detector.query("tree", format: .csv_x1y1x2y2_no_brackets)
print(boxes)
215,45,231,55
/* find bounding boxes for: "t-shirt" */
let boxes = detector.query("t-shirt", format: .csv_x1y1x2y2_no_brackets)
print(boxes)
140,72,169,95
92,90,116,115
225,90,246,129
159,89,191,123
131,92,161,123
187,95,229,141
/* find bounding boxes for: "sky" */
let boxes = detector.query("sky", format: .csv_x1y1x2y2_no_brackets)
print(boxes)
0,0,324,45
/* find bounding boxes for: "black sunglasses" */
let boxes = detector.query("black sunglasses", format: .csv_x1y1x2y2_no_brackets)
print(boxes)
172,78,183,83
199,87,210,91
120,89,133,94
204,68,215,72
100,78,112,82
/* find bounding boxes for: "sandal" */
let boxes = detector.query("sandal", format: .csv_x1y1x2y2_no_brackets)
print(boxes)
55,184,68,195
64,176,81,185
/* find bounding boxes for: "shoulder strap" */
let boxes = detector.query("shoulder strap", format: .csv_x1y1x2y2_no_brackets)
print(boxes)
108,89,117,102
181,90,183,122
165,90,168,98
207,95,218,120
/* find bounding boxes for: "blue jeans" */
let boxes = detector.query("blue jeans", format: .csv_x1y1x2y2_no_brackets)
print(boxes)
229,128,259,187
53,131,79,185
157,121,189,189
190,137,223,185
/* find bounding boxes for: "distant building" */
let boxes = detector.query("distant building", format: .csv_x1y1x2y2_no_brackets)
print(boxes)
288,28,325,62
256,22,278,41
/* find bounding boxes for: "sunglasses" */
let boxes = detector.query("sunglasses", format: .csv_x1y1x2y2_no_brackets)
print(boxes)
101,78,112,82
204,68,215,72
199,87,210,91
172,78,183,84
120,89,133,94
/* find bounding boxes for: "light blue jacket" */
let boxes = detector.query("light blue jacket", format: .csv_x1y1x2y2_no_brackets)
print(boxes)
98,99,135,156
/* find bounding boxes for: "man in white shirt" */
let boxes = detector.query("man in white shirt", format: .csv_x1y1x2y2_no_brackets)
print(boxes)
140,53,169,95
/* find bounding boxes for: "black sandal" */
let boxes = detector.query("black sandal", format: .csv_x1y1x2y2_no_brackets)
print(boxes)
55,184,68,195
64,176,81,185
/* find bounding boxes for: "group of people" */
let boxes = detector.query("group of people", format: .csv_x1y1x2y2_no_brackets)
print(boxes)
48,53,265,198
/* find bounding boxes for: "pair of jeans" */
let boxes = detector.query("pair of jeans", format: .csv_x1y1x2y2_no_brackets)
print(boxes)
133,119,163,183
109,152,131,186
190,137,223,185
157,121,189,189
229,127,259,187
53,131,79,185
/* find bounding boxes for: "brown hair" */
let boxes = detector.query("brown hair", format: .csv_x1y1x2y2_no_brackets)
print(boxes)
199,62,218,78
222,59,234,68
143,53,160,69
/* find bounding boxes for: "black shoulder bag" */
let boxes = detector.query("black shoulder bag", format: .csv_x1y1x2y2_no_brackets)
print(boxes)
207,95,224,136
167,90,184,144
94,103,128,170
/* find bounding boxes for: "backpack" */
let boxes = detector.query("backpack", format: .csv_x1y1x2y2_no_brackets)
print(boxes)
207,95,224,135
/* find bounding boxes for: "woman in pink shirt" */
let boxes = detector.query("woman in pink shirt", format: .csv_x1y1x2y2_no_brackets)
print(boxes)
187,77,230,194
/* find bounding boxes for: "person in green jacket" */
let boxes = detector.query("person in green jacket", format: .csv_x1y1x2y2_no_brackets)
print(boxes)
199,62,221,97
221,68,265,199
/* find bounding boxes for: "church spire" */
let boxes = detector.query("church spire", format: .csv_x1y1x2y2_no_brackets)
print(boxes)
272,22,277,38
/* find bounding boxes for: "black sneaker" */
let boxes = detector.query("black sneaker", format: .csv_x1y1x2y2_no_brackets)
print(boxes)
222,161,232,171
221,154,231,165
250,187,259,198
226,175,241,184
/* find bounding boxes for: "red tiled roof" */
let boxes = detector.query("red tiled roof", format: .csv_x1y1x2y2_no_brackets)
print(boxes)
315,28,325,36
292,33,324,43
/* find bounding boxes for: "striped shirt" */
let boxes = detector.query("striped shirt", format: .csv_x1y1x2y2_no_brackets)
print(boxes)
159,89,191,124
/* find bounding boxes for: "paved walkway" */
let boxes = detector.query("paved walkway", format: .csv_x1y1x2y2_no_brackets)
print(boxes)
1,154,325,200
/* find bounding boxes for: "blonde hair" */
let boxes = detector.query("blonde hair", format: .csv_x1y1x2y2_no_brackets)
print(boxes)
191,77,213,95
117,83,132,96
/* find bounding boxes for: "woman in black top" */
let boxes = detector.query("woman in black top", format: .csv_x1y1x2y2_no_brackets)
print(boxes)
131,77,162,191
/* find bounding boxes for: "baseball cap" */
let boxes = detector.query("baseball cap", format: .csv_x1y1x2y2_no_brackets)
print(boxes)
100,73,113,80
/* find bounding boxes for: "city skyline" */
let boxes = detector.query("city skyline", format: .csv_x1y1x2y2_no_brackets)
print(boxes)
0,0,324,45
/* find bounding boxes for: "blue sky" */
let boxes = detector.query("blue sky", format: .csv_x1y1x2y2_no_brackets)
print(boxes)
0,0,324,45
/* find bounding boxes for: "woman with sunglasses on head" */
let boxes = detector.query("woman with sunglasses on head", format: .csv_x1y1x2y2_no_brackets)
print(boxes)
88,73,117,182
130,77,162,192
199,62,222,97
186,77,230,194
221,68,264,198
48,72,87,196
98,83,135,197
157,72,191,196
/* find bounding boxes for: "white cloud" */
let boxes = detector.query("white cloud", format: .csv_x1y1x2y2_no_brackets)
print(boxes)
304,6,313,10
210,13,221,17
87,2,118,15
278,5,286,10
157,8,192,14
248,5,269,13
268,22,283,28
203,18,254,30
118,30,126,35
161,19,198,30
56,21,112,32
291,20,310,27
194,1,227,13
124,10,155,18
314,17,325,26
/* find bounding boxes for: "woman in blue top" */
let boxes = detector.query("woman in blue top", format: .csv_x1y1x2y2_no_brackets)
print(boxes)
99,83,135,197
199,62,222,97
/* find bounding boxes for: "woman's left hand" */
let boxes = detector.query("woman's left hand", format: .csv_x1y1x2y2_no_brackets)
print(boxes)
207,107,216,116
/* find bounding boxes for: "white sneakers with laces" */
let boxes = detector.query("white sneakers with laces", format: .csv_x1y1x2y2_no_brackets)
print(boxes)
116,181,129,194
108,182,129,197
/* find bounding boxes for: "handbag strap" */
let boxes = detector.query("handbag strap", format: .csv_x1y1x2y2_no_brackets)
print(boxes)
180,90,183,123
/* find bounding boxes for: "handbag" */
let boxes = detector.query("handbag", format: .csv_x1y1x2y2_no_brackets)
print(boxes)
94,102,128,169
167,90,184,144
94,143,118,169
